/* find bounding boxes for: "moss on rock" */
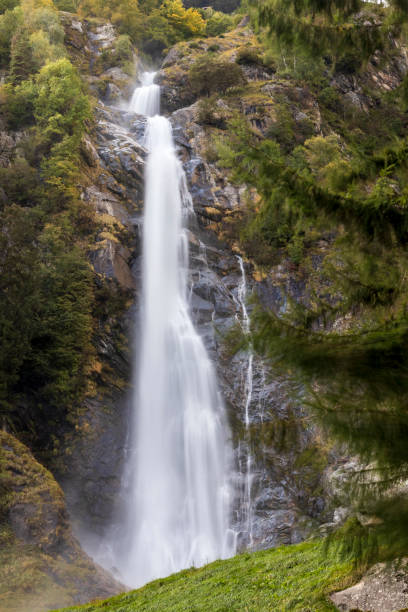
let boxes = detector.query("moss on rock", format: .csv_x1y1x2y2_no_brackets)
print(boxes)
0,431,122,612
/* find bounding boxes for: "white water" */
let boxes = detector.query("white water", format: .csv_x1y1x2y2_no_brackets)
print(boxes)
117,73,235,587
129,71,160,116
236,256,254,545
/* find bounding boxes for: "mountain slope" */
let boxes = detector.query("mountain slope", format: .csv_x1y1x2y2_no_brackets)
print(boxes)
55,541,354,612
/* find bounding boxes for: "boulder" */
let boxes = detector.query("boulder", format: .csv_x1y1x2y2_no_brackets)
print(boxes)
331,559,408,612
0,431,123,611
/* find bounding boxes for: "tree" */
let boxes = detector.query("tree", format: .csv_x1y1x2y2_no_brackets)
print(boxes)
0,205,40,422
9,28,34,82
218,94,408,559
160,0,205,38
189,55,245,97
255,0,408,62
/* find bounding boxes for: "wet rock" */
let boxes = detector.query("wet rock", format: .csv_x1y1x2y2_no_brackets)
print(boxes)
62,390,131,540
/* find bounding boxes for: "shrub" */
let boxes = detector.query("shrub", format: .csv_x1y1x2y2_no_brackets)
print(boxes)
10,29,35,83
115,33,133,63
28,7,65,46
0,0,19,11
205,9,234,37
35,58,91,138
188,55,245,97
196,95,228,127
0,7,23,67
0,157,38,206
335,51,363,74
29,29,64,71
1,79,36,127
235,46,262,65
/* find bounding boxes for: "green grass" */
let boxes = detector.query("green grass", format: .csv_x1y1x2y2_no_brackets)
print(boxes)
56,540,355,612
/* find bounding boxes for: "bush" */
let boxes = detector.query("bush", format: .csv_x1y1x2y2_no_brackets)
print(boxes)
0,156,38,206
28,7,65,46
235,46,262,65
204,9,234,37
0,7,23,67
35,58,91,138
0,0,19,11
188,55,245,97
335,51,363,74
196,95,229,127
115,33,133,63
1,79,36,127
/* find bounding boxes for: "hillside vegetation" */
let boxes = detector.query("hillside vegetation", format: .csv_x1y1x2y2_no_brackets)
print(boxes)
56,541,354,612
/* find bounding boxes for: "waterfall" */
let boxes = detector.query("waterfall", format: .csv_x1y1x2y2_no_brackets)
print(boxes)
129,71,160,116
116,73,236,588
236,256,254,546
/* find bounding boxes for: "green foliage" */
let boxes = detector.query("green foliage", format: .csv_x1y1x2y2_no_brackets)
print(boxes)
0,0,98,454
204,7,235,37
0,7,22,66
20,225,94,409
9,28,34,82
1,78,37,127
196,95,229,127
254,0,407,69
35,58,91,136
0,0,19,12
79,0,205,57
56,540,354,612
0,155,39,204
115,33,133,62
183,0,240,13
235,45,262,65
0,206,40,417
33,58,91,205
189,55,245,97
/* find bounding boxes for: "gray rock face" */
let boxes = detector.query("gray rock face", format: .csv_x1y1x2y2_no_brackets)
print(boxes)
331,559,408,612
63,391,132,538
168,107,339,549
62,30,346,557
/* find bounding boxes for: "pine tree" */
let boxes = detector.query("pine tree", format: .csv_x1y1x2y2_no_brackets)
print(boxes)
9,29,34,84
255,0,408,62
218,79,408,559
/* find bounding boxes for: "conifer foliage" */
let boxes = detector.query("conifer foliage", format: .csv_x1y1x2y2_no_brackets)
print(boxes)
256,0,407,61
218,0,408,560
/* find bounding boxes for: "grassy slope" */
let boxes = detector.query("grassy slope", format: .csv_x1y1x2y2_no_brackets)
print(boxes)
56,540,355,612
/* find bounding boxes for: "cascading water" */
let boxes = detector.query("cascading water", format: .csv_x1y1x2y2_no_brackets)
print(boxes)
116,72,236,588
236,256,254,546
129,71,160,116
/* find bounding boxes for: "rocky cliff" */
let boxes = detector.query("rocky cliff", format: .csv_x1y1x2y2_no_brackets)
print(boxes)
2,8,408,609
56,15,361,561
0,431,122,611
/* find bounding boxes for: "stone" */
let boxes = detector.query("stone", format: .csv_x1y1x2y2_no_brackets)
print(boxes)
81,136,99,167
0,431,123,609
91,239,135,290
331,559,408,612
